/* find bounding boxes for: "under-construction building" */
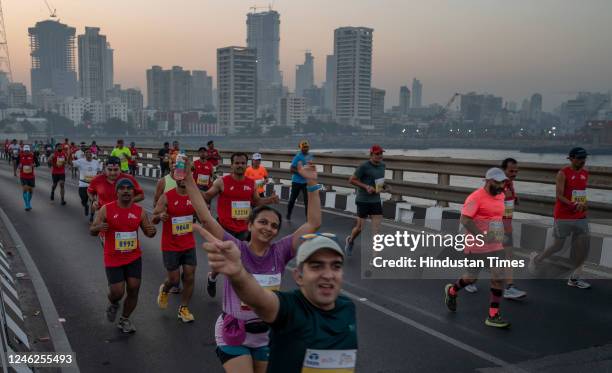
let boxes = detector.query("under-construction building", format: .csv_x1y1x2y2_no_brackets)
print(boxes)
29,20,78,106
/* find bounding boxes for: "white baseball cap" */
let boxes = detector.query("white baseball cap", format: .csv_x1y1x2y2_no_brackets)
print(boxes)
296,235,345,266
23,145,30,151
485,167,508,182
252,153,262,160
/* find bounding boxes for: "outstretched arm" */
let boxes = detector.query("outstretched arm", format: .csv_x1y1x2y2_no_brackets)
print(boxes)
291,164,322,253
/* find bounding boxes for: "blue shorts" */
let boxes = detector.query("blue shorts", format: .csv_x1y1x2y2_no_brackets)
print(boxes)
216,345,270,364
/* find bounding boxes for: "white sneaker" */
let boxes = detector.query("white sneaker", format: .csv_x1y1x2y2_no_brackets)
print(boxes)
503,285,527,299
465,284,478,293
528,252,539,275
567,278,591,289
117,317,136,334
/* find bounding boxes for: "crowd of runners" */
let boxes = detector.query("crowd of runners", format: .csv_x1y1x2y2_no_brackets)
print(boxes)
0,136,595,371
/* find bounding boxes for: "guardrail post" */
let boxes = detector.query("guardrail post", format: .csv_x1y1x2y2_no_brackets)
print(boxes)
272,161,281,183
391,170,403,201
323,164,334,191
437,173,450,207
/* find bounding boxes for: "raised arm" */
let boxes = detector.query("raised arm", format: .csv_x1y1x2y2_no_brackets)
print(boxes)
252,187,279,206
184,161,225,240
291,164,322,252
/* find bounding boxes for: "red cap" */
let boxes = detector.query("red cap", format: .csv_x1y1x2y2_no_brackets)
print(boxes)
370,144,384,154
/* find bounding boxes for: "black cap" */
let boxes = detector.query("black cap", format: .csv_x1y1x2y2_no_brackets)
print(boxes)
568,147,589,159
106,156,121,166
115,178,135,190
207,140,214,145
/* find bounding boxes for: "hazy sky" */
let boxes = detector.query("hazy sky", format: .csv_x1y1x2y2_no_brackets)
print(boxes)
5,0,612,110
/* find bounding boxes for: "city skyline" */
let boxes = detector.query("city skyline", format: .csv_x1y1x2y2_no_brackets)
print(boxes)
4,0,612,111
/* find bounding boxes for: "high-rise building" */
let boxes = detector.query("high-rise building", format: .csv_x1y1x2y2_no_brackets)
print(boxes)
399,86,411,115
104,43,114,94
78,27,112,103
303,86,323,110
334,27,373,128
323,55,336,110
105,97,128,122
191,70,213,109
411,78,422,108
29,20,78,105
295,52,314,98
371,88,385,129
8,83,27,107
107,84,144,127
461,92,503,125
278,94,306,128
529,93,543,123
146,65,191,111
247,9,282,108
217,47,257,134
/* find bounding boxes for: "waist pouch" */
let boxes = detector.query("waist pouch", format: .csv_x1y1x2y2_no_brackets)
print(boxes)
245,321,270,334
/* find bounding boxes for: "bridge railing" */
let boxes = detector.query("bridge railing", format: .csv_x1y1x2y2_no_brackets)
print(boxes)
99,146,612,221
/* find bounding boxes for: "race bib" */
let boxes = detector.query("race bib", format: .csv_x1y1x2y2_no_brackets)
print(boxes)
197,174,210,186
84,175,94,182
302,349,357,373
231,201,251,220
488,221,504,243
171,215,193,236
255,179,265,188
241,273,281,310
57,157,65,166
571,190,587,203
503,200,514,219
115,231,137,252
163,154,169,162
22,165,32,174
374,178,385,193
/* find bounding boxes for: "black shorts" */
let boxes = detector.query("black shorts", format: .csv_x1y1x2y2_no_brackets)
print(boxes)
105,258,142,285
162,249,197,271
20,178,35,188
52,174,66,184
465,251,505,276
356,201,383,218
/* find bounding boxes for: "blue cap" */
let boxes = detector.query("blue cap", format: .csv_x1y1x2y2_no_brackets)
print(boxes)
115,178,135,190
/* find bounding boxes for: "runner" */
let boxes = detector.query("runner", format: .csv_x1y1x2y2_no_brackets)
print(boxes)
89,178,156,333
203,152,280,298
153,155,179,208
90,141,100,159
206,140,221,170
344,144,389,257
9,139,20,176
152,177,197,322
73,149,102,219
71,142,85,179
111,139,132,173
286,140,313,220
158,142,171,176
193,147,215,194
49,143,68,205
245,153,269,198
183,157,323,373
529,147,591,289
18,145,38,211
444,167,511,328
87,157,144,220
128,142,138,176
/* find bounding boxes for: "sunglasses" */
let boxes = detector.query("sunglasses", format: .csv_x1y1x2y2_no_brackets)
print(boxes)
300,233,338,242
372,152,383,156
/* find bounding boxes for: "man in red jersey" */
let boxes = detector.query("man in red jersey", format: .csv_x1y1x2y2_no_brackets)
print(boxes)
152,177,197,323
90,178,156,334
203,152,279,297
18,145,38,211
49,143,68,205
193,147,215,193
529,147,591,289
87,157,144,215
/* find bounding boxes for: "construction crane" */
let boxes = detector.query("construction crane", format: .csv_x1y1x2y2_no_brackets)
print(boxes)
429,92,460,124
43,0,57,19
0,0,13,82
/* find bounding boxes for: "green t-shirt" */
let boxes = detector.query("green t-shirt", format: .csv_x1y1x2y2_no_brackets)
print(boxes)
267,290,358,373
354,160,386,203
111,147,131,172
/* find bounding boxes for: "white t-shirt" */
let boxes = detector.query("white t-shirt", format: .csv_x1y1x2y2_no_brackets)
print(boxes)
74,158,102,187
74,150,85,160
9,144,20,157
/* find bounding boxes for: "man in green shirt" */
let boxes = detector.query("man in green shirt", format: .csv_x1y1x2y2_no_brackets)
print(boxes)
201,232,358,373
110,139,132,173
345,144,389,256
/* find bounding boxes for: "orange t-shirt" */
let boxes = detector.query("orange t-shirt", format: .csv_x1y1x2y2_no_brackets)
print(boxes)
461,187,505,254
245,166,268,194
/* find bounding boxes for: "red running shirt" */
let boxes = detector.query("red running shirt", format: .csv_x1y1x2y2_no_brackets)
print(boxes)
553,166,588,220
19,153,35,179
51,151,67,175
217,175,255,233
103,201,143,267
87,173,144,208
193,159,214,189
161,188,196,252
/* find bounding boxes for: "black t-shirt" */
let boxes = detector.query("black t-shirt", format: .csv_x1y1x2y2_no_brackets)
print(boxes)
158,148,170,164
267,290,358,373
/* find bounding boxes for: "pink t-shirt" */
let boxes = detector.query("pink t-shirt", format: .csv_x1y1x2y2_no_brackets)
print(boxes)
461,187,505,254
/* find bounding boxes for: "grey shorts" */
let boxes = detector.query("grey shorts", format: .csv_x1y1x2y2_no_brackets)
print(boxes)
553,219,589,239
162,248,197,271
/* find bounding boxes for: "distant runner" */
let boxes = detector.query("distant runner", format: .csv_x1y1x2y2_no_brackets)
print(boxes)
286,140,313,220
49,143,68,205
73,149,102,219
245,153,269,197
18,145,38,211
110,139,132,173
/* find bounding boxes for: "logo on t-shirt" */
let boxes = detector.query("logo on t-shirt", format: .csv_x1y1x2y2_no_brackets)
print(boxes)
128,213,138,219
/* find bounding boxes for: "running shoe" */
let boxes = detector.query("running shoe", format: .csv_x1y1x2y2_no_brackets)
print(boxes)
527,252,539,275
344,235,354,257
485,313,511,328
157,284,169,309
169,285,182,294
61,200,66,206
567,278,591,289
206,273,217,298
444,284,457,312
50,192,54,201
117,317,136,334
503,285,527,299
178,306,195,323
465,284,478,293
106,302,119,322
